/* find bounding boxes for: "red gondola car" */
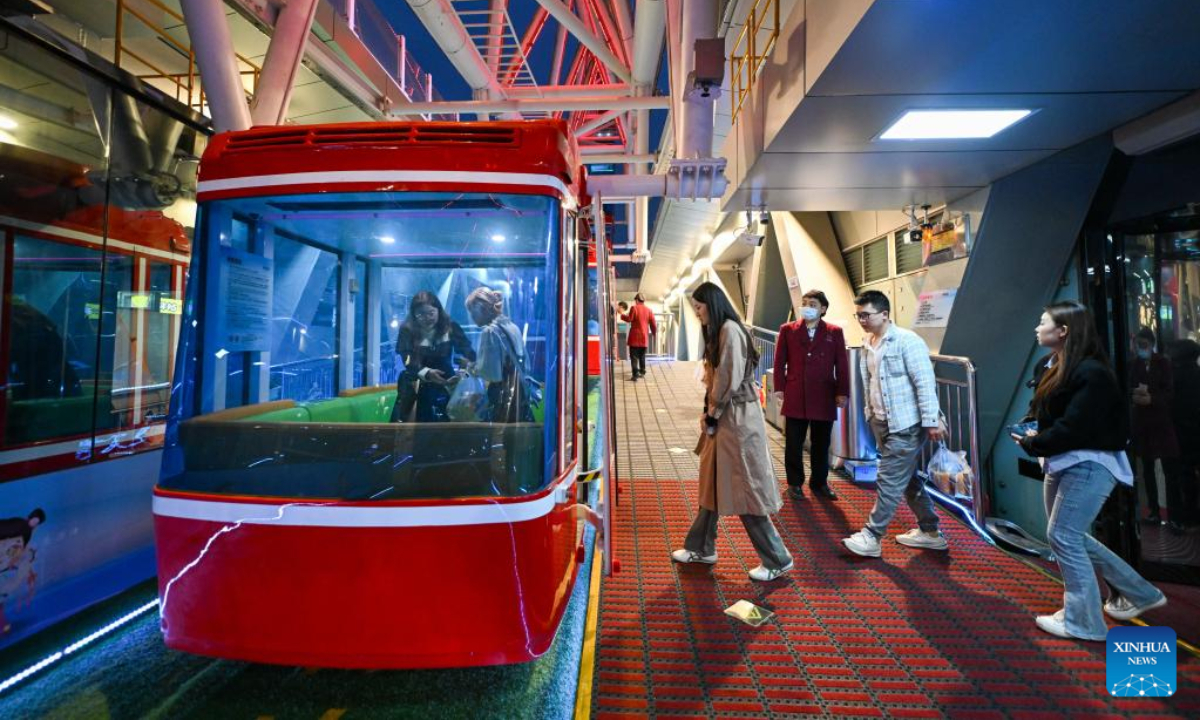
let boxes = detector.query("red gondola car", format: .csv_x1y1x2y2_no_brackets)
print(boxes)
153,120,608,668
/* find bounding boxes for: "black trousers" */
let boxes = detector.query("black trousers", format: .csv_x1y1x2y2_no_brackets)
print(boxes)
1139,454,1185,519
630,346,647,376
785,417,833,489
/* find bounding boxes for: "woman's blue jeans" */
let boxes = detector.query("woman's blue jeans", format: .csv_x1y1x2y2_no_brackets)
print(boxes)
1044,461,1163,640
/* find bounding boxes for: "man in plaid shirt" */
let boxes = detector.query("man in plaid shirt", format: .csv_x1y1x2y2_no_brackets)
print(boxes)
842,290,949,558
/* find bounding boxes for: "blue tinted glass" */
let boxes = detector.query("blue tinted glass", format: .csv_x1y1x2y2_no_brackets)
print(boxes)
162,191,562,501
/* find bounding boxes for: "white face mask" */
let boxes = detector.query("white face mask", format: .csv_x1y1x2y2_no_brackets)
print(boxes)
800,307,821,322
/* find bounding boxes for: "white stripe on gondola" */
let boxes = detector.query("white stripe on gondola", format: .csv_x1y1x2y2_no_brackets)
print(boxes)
153,476,571,527
197,170,571,198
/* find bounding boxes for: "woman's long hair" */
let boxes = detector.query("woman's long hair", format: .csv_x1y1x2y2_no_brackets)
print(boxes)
403,291,451,338
1032,301,1114,412
691,281,758,368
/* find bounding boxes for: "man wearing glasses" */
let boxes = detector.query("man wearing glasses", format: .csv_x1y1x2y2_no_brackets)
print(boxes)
842,290,948,558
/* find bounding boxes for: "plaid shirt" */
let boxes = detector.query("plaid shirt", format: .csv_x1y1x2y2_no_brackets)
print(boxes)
859,324,940,433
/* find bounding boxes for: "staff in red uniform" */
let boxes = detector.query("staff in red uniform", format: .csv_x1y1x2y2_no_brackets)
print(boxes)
773,290,849,500
620,293,658,381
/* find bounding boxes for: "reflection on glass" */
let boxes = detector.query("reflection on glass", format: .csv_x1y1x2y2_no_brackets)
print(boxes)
0,30,201,469
162,191,563,501
272,235,340,402
1123,229,1200,570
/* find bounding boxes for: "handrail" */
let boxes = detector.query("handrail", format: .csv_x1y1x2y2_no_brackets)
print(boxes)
593,194,618,577
925,353,986,529
748,324,778,341
729,0,780,123
114,0,262,113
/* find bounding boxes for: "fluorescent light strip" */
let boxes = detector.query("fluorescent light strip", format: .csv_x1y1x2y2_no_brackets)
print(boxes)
0,600,159,696
880,109,1032,140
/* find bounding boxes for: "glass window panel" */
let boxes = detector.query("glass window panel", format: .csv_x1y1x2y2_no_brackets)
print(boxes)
97,251,135,434
4,236,103,446
894,229,924,275
162,191,561,501
271,235,340,402
863,238,889,284
844,248,864,288
354,259,367,387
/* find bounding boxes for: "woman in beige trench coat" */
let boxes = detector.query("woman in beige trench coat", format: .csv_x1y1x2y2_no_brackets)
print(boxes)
671,282,794,582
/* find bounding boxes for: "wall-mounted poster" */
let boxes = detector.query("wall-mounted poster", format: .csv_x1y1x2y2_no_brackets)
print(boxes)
923,213,971,267
913,288,957,328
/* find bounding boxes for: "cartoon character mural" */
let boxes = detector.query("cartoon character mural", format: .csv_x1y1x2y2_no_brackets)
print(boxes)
1,509,46,634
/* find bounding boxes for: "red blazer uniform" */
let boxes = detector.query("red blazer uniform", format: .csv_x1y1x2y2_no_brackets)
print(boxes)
773,319,849,422
621,304,657,348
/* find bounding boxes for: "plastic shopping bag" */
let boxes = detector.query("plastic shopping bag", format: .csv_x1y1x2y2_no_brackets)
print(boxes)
927,442,974,498
447,373,488,422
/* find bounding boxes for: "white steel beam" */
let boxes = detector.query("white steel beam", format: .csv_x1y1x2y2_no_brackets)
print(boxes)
250,0,320,126
405,0,506,100
507,83,631,98
611,0,636,65
533,0,633,84
550,4,569,85
632,0,666,88
179,0,251,131
632,1,666,262
574,107,624,136
486,0,506,72
387,95,669,116
678,0,717,159
580,153,656,164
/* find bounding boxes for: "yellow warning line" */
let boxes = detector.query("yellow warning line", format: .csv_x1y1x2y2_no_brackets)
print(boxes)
573,544,603,720
1002,546,1200,659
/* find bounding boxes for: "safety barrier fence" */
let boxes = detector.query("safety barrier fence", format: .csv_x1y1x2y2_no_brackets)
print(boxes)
922,354,986,527
730,0,780,123
330,0,448,115
748,326,985,526
113,0,262,112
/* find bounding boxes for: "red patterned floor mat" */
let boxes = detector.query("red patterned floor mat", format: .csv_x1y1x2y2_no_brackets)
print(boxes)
591,474,1200,718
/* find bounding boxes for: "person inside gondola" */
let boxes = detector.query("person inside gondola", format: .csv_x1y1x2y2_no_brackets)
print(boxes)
466,286,529,423
390,291,475,422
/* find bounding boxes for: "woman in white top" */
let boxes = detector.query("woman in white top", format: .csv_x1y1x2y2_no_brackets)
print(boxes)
465,287,528,423
1014,301,1166,641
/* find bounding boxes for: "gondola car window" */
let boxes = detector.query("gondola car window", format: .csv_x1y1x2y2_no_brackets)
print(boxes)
160,191,562,501
4,237,105,446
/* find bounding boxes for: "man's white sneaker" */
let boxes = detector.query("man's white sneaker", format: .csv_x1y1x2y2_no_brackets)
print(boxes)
1103,593,1167,621
842,529,882,557
670,548,717,564
895,528,949,551
749,560,794,582
1035,614,1103,642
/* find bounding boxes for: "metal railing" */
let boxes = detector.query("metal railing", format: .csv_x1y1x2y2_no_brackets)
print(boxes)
748,325,778,382
113,0,261,113
270,355,337,402
332,0,445,113
730,0,780,123
920,354,985,526
752,333,987,527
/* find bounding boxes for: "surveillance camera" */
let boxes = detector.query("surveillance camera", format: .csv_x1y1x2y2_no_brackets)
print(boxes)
736,230,765,247
690,39,726,95
908,228,923,244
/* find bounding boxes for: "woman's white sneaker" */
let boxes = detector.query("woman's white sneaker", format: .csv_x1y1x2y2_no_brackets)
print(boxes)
842,530,882,557
1103,593,1167,621
670,548,717,564
1035,614,1103,642
895,528,949,550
